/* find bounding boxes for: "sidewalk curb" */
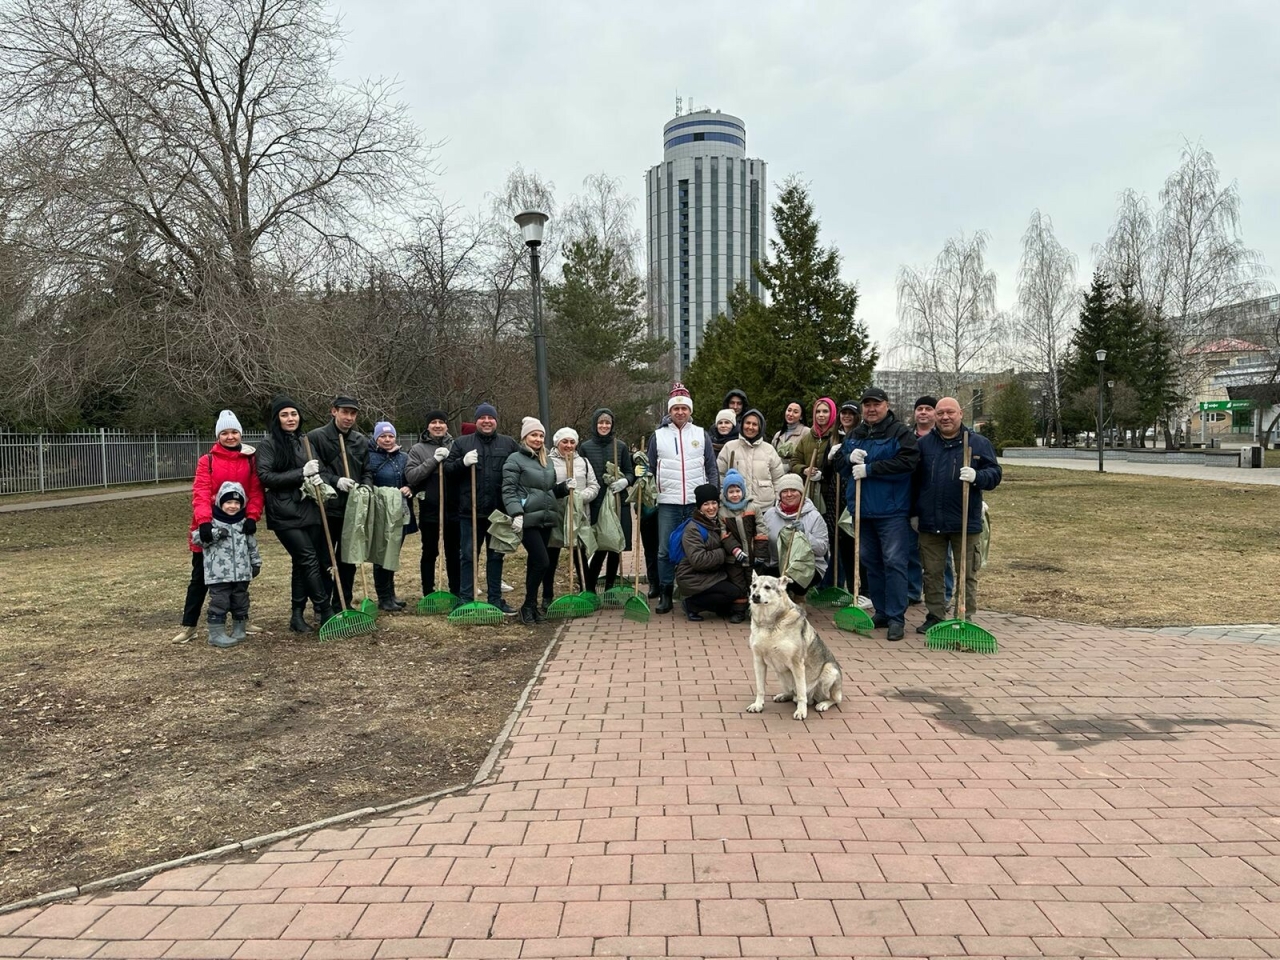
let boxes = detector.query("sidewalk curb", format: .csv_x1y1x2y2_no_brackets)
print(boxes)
0,624,564,916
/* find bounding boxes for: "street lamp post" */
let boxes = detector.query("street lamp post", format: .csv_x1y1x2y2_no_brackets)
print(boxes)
514,209,551,430
1096,349,1107,473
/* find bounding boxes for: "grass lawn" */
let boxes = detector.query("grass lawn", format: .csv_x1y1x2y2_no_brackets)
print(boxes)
982,465,1280,627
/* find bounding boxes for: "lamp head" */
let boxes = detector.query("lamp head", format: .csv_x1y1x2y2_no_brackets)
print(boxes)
1096,348,1108,363
514,209,549,247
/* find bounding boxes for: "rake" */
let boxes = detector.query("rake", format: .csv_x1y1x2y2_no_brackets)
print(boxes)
417,465,461,615
448,464,507,626
547,454,596,620
338,440,379,620
303,436,376,641
834,474,877,636
622,493,650,623
603,437,639,608
926,431,998,653
810,470,855,608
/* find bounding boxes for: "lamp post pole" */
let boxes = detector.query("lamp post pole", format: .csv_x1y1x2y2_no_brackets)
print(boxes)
514,209,551,430
1096,349,1107,473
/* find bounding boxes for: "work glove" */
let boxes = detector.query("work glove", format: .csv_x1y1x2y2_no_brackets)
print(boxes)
511,515,524,535
433,446,449,462
609,478,628,493
807,469,822,483
302,459,320,477
336,477,356,493
849,448,867,465
733,549,751,568
563,476,577,490
243,518,256,535
198,522,214,545
634,463,646,477
462,449,479,467
852,464,868,481
959,466,976,483
827,444,841,462
910,516,919,532
251,564,261,579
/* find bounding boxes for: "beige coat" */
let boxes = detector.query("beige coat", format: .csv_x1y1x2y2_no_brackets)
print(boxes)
717,436,788,510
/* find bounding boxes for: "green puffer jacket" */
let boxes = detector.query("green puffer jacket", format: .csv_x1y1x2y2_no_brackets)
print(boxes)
502,446,567,529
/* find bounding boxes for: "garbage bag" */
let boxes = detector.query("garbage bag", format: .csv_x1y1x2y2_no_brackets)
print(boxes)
487,510,521,555
778,527,816,588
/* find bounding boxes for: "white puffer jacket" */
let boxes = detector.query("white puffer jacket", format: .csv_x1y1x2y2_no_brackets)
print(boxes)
549,450,599,504
717,436,788,510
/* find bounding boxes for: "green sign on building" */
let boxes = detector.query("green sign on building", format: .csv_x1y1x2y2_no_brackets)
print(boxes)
1198,400,1254,412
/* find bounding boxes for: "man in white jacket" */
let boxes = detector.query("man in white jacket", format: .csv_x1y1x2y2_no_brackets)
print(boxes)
646,382,720,614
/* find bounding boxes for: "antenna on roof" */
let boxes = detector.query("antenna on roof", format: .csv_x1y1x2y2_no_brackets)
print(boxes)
674,92,681,117
687,95,694,115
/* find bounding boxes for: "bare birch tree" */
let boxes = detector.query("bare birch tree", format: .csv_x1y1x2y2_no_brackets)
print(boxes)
1015,210,1079,445
894,231,1004,396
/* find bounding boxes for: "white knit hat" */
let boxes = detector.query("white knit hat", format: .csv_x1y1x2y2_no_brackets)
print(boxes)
215,409,243,437
520,416,545,439
667,381,693,413
553,427,579,445
715,408,736,426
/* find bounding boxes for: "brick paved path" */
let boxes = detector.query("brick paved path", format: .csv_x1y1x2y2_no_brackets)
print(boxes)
6,608,1280,959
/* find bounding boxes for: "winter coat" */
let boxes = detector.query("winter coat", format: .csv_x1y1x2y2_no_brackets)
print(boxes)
789,427,836,481
836,410,920,519
578,412,634,525
406,432,460,524
550,450,599,528
647,422,719,505
306,419,368,520
189,443,264,553
762,499,830,578
717,409,787,509
913,426,1002,535
362,443,416,535
675,514,730,597
721,509,763,595
771,420,810,452
191,482,262,583
255,429,321,533
502,446,567,528
444,429,520,519
710,423,739,458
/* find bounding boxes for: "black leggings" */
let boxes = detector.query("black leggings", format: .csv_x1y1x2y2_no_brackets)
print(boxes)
586,550,621,593
521,526,552,609
274,526,331,608
544,546,589,601
181,551,208,627
686,580,744,617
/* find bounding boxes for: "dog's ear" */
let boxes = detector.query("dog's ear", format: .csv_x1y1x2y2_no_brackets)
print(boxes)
751,570,758,584
778,575,791,588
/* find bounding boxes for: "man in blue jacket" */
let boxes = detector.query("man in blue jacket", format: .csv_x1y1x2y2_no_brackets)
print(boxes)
837,387,919,641
912,396,1002,634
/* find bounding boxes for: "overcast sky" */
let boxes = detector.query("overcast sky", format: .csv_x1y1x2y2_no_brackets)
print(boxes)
333,0,1278,356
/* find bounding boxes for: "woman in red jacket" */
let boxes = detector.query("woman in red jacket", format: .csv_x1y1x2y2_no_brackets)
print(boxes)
171,410,265,643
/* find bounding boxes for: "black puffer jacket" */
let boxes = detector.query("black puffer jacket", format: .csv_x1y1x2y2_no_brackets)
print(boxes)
502,446,568,528
577,407,635,525
405,431,460,523
306,419,368,519
443,429,519,519
255,428,322,532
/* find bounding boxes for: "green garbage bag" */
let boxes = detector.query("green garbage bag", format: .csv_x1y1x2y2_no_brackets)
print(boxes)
551,492,596,554
778,526,817,587
487,510,521,555
838,507,855,539
808,480,826,516
303,476,336,506
594,464,626,553
340,484,372,566
367,486,408,571
628,452,656,510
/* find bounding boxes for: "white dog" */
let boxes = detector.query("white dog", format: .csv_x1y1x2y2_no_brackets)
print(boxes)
745,572,844,720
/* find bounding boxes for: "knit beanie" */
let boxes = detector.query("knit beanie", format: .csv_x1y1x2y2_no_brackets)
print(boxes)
425,409,449,426
775,474,804,496
475,402,498,420
721,468,750,513
667,381,693,413
694,482,720,508
914,395,938,410
553,427,579,446
715,408,737,427
520,416,545,440
215,409,242,436
374,421,396,439
270,395,299,422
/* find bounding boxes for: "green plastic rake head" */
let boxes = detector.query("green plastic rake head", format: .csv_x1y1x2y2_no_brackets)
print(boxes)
416,590,460,616
925,618,998,653
602,584,638,607
318,608,377,642
358,597,379,619
809,586,855,608
579,590,602,612
546,593,595,620
623,593,651,623
448,600,507,627
834,601,876,636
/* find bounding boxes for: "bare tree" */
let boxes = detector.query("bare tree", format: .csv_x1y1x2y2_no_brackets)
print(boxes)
1015,210,1079,445
894,231,1004,396
561,173,643,277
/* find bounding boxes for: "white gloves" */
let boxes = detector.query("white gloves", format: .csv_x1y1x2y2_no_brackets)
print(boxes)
910,516,919,532
827,444,841,462
563,477,577,490
959,465,976,483
302,459,320,477
849,448,867,465
609,478,628,493
511,515,524,535
808,469,822,483
851,464,868,481
463,449,479,467
337,477,356,493
433,446,449,463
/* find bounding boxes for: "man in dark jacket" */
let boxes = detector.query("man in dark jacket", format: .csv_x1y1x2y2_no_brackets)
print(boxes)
307,395,368,610
836,387,920,641
912,397,1002,634
405,410,461,600
444,402,519,615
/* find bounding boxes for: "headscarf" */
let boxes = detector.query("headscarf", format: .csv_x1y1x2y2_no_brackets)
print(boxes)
811,397,837,439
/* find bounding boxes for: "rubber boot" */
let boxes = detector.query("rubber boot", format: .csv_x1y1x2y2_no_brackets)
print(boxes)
314,601,334,629
231,618,248,643
374,567,399,613
289,602,313,633
207,619,237,649
655,585,674,615
647,582,661,600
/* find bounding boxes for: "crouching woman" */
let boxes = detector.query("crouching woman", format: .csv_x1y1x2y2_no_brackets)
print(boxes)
675,483,743,622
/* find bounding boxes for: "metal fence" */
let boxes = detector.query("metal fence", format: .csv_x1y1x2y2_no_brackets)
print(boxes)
0,429,267,496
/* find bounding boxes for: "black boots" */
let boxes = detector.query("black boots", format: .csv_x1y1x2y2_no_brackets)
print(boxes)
519,605,537,626
655,585,674,615
647,581,661,600
373,566,405,612
290,602,313,633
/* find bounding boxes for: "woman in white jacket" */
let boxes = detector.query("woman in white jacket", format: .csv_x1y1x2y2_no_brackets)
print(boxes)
761,473,829,600
543,428,600,609
717,408,787,510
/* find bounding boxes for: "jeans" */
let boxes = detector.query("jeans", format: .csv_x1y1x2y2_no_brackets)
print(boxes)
274,526,331,608
919,531,983,620
656,503,695,587
521,526,552,609
420,519,461,597
460,515,505,605
908,526,954,603
859,514,912,625
181,551,208,627
207,581,250,622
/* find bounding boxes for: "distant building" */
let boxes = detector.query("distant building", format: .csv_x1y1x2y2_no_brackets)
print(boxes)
646,107,768,374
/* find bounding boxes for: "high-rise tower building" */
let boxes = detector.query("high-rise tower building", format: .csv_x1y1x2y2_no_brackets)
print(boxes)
646,107,767,374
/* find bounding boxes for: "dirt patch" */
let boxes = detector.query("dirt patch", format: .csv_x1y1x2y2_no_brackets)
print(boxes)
0,494,550,905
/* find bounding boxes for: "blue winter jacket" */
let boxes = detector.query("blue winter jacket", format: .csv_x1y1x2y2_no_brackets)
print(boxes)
913,426,1001,534
837,410,919,519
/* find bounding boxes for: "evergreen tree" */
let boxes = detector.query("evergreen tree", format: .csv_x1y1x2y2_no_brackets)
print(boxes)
990,377,1038,453
1063,269,1117,398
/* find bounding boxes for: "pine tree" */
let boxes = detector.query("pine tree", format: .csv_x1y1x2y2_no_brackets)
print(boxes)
1063,269,1116,398
991,377,1038,453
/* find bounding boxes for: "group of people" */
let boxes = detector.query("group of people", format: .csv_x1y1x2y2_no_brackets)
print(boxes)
172,383,1000,646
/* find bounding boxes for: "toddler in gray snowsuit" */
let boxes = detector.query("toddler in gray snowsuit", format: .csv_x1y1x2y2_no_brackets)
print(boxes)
191,481,262,648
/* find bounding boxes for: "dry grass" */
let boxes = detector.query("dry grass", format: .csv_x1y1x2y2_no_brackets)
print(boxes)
982,465,1280,627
